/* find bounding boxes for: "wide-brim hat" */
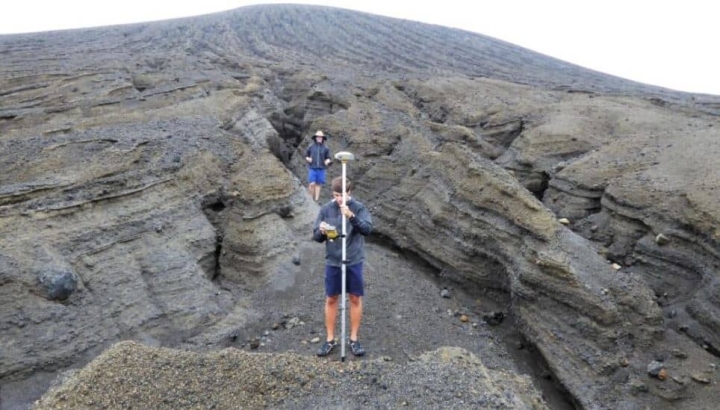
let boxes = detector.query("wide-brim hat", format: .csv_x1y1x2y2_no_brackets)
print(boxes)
314,130,327,140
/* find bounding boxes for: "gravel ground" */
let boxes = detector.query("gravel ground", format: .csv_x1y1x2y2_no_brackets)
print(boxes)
34,342,547,409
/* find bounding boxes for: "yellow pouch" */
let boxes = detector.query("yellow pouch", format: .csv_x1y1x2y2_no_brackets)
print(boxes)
326,226,338,240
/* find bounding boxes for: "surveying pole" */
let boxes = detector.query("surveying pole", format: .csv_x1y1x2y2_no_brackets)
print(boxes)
334,151,355,362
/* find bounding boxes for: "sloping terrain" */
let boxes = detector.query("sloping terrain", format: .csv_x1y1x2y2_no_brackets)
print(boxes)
1,4,719,410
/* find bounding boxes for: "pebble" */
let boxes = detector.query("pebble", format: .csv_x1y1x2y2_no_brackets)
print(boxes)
629,379,648,395
655,233,670,245
646,360,664,377
671,376,685,385
671,349,687,359
691,374,710,384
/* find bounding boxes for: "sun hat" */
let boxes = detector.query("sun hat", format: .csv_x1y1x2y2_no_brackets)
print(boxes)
313,130,327,141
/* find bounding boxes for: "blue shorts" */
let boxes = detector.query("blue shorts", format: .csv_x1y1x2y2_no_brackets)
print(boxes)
325,263,364,297
308,168,326,185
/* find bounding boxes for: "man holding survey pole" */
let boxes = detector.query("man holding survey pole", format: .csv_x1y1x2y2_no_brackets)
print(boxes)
312,161,373,359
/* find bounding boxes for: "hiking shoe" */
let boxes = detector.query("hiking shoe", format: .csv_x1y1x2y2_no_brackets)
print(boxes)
316,340,337,357
348,339,365,356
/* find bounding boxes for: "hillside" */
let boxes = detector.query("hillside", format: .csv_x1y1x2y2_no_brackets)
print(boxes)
1,4,719,410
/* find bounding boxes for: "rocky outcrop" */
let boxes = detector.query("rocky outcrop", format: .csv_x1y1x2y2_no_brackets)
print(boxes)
2,4,719,410
379,77,720,407
0,49,317,391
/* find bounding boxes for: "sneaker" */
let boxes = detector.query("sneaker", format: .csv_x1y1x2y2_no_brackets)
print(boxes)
348,339,365,356
316,340,337,357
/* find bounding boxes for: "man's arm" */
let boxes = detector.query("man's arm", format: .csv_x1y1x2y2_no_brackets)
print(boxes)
323,147,332,167
349,204,373,236
312,208,327,242
305,145,313,164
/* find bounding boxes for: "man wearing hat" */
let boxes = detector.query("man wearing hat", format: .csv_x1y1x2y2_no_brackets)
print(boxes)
305,130,332,202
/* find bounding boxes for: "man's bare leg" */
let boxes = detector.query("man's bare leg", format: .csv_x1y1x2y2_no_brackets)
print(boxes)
349,294,363,341
308,182,316,198
325,295,339,342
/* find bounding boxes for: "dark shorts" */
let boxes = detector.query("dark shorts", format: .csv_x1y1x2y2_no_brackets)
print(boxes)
308,168,326,184
325,263,364,297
